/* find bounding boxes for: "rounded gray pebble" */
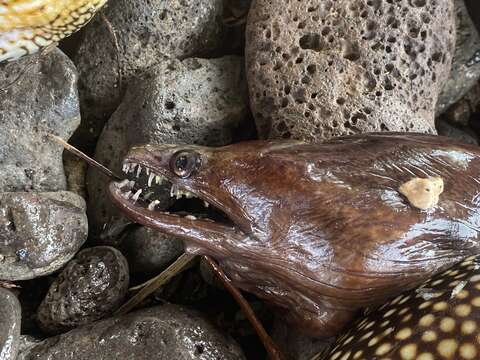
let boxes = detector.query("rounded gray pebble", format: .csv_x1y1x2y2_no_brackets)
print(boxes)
122,227,184,275
0,288,21,360
0,192,88,281
0,49,80,192
37,246,129,334
21,304,245,360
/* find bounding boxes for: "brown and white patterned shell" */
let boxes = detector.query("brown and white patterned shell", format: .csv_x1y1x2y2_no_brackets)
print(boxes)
0,0,107,62
319,255,480,360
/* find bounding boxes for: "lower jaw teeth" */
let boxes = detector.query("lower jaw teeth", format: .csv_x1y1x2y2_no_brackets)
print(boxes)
148,200,160,211
132,189,142,202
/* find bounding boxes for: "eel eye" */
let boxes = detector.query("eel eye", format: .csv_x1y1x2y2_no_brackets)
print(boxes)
170,151,201,178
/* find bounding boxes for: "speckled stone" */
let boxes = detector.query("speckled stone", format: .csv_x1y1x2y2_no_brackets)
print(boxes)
0,192,87,281
0,288,21,360
87,56,248,236
73,0,225,146
0,49,80,192
246,0,455,141
20,305,245,360
37,246,129,334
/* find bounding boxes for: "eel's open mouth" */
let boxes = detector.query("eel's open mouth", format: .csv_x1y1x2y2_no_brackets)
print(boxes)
108,157,242,245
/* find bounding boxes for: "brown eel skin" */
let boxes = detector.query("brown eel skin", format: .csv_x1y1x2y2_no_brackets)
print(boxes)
108,133,480,338
319,254,480,360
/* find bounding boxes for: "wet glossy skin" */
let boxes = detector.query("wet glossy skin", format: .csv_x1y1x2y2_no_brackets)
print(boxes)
109,133,480,338
319,254,480,360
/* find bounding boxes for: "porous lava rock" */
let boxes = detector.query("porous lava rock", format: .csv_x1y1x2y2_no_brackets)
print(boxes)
0,49,80,192
0,192,88,281
246,0,456,141
37,246,129,334
87,56,248,236
73,0,225,145
0,288,21,360
20,305,245,360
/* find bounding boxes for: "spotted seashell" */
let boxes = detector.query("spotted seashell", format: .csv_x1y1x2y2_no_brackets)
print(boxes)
319,255,480,360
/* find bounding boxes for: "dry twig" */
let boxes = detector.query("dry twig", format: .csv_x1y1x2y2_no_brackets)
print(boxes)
204,256,285,360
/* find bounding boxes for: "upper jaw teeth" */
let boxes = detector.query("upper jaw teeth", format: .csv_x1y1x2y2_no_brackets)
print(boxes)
122,161,168,183
120,161,209,207
169,184,195,200
148,172,155,187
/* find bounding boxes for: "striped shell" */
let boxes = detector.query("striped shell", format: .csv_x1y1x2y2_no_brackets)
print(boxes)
319,255,480,360
0,0,107,62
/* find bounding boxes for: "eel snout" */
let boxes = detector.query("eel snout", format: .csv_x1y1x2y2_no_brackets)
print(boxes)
108,144,247,255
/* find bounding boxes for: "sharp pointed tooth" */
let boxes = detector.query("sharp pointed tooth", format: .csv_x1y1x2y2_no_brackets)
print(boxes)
148,200,160,211
146,168,150,175
132,189,142,202
136,165,142,177
170,185,175,197
204,201,210,208
124,191,132,199
148,173,155,187
185,215,197,220
155,175,163,185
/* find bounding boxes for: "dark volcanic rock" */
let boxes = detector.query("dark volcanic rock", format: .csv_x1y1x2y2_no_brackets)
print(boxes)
74,0,225,145
122,227,184,275
246,0,455,141
87,56,248,236
437,0,480,114
0,49,80,192
21,305,245,360
0,288,21,360
0,192,88,281
436,117,478,145
37,246,129,334
444,80,480,127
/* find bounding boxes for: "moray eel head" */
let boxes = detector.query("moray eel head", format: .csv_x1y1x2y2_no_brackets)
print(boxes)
109,134,480,338
109,141,303,250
